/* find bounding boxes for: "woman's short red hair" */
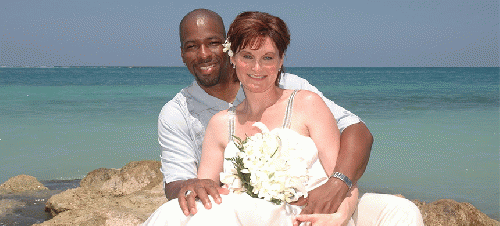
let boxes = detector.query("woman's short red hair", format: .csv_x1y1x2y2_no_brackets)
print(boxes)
227,11,290,85
227,11,290,58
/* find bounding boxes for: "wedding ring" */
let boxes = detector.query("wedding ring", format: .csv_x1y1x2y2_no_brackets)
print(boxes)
184,190,193,196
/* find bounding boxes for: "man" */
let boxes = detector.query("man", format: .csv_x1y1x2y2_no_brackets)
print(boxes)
159,8,373,217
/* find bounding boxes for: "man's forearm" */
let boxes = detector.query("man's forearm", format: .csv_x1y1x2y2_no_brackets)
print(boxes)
335,122,373,183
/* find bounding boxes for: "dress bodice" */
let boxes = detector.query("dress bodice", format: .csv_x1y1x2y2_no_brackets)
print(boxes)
223,128,329,193
223,90,329,193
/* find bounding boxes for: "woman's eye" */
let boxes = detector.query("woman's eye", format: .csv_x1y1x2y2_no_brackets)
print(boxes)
264,56,273,60
243,55,253,59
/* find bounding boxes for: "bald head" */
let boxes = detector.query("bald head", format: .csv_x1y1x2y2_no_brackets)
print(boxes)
179,9,226,47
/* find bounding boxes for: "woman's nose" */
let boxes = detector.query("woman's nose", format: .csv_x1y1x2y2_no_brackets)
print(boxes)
251,60,261,71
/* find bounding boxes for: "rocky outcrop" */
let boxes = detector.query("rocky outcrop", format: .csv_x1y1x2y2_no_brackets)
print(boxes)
31,161,499,226
0,199,25,217
413,199,500,226
36,160,167,226
0,175,48,194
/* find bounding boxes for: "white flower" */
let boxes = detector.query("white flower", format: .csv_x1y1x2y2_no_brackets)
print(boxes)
222,39,233,57
222,122,309,205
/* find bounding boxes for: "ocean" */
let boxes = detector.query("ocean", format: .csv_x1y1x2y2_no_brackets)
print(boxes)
0,67,498,220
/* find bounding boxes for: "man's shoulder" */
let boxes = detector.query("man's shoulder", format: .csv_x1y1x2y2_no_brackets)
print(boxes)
159,85,194,120
281,72,308,83
280,72,316,91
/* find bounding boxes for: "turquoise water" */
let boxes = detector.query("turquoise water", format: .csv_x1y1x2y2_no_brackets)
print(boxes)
0,67,498,219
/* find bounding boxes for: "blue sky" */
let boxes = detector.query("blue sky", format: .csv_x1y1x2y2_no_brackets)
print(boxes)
1,0,498,67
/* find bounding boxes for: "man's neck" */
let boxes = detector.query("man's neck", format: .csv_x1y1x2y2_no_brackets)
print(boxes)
199,80,240,103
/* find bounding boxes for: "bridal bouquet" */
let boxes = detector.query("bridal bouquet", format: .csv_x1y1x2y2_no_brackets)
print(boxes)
220,122,309,205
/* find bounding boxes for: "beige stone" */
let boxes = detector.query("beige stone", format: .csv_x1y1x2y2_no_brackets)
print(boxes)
36,161,499,225
0,174,48,194
0,199,26,217
413,199,500,226
38,161,166,226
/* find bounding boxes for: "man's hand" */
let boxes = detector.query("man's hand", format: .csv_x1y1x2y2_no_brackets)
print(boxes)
177,178,229,216
291,178,349,214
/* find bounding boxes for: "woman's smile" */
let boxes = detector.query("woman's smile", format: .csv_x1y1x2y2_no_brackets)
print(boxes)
248,74,266,79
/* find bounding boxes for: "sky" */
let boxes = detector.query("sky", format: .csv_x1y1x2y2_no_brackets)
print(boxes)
1,0,498,67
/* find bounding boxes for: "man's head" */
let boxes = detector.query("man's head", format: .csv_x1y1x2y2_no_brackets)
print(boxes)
179,9,229,87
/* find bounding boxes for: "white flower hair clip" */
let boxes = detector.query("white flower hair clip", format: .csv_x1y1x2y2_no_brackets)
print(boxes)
222,39,233,57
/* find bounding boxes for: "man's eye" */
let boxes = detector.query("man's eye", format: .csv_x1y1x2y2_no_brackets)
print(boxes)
210,41,221,46
185,45,195,49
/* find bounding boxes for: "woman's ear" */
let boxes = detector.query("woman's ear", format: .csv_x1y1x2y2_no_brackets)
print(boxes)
230,56,235,68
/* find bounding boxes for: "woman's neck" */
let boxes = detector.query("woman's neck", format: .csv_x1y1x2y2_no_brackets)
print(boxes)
242,86,284,117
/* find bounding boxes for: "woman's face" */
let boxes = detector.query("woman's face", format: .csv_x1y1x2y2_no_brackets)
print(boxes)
231,36,284,93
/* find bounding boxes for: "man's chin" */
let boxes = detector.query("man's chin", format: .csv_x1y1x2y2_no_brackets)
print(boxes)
195,75,220,87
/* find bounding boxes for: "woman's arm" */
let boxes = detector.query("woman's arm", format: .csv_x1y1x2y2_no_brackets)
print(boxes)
176,111,229,216
198,110,229,182
293,90,356,222
295,90,340,179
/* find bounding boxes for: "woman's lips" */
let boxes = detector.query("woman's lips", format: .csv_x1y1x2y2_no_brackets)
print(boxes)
248,74,265,79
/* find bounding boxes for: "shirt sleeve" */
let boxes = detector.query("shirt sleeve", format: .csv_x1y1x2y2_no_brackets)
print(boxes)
158,99,198,184
280,73,362,132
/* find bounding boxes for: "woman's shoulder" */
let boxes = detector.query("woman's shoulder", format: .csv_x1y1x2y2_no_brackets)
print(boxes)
206,109,231,132
291,90,330,118
210,109,231,124
293,89,323,104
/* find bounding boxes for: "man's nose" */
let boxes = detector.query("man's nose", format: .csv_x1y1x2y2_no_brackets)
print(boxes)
198,45,211,60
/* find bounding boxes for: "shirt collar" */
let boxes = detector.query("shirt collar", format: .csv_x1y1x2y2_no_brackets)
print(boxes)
186,80,246,111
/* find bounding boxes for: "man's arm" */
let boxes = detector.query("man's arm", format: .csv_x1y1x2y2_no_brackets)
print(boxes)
280,73,373,214
159,99,225,216
336,122,373,187
298,121,373,214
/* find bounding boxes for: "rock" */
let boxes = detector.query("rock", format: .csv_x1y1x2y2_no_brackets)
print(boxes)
0,175,48,194
0,199,26,217
38,160,499,225
80,160,163,196
412,199,500,226
38,161,166,226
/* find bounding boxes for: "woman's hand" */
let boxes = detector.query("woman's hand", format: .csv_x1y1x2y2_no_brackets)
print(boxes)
293,212,350,226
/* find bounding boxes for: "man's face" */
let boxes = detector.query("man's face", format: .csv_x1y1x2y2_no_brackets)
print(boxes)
180,16,228,87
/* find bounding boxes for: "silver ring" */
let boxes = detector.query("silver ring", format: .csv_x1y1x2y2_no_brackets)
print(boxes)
184,190,193,196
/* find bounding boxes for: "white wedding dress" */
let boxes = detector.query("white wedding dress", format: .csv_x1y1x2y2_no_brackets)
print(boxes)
143,90,334,226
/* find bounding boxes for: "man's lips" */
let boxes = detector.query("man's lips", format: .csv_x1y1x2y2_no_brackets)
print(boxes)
199,65,214,71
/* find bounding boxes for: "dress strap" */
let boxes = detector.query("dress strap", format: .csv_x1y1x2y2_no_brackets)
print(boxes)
282,90,299,129
228,106,236,142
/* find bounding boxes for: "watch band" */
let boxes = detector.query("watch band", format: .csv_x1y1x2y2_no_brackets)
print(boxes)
329,172,353,189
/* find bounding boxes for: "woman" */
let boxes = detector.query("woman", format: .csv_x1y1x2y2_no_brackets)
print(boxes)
144,11,358,226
